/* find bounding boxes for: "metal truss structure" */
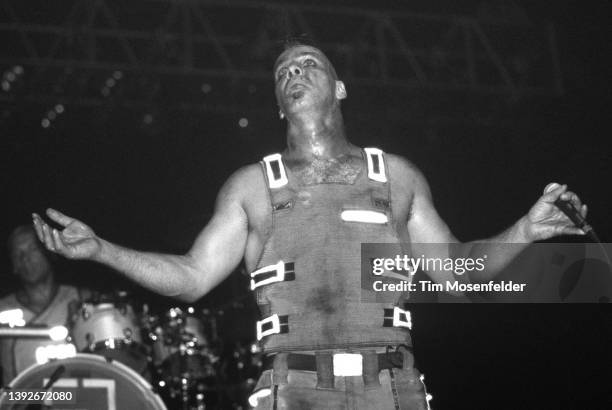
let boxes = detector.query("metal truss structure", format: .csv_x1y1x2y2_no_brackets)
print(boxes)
0,0,563,113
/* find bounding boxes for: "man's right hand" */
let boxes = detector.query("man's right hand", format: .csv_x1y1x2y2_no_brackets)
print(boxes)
32,209,102,260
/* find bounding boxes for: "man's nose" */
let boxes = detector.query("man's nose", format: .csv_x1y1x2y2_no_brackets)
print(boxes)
287,64,302,78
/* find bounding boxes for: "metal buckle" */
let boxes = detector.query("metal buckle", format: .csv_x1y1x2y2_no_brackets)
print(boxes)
250,261,285,290
333,353,363,376
256,314,281,340
263,153,288,188
364,147,387,182
393,306,412,329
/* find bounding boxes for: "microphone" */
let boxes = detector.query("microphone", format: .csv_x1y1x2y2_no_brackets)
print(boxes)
554,198,600,242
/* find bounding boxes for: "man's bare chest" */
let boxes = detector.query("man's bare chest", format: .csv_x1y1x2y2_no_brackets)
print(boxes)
289,156,362,185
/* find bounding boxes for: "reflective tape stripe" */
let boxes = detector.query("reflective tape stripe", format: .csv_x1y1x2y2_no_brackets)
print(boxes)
364,147,387,182
341,210,388,224
263,153,288,188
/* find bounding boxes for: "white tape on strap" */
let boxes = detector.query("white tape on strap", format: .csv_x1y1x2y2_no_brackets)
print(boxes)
341,210,388,224
333,353,363,376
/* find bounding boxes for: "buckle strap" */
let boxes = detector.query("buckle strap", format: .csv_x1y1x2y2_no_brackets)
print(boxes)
364,147,387,182
383,307,412,329
256,314,289,340
250,261,295,290
263,153,288,188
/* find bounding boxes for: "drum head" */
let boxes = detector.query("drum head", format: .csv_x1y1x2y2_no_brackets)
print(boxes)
0,353,166,410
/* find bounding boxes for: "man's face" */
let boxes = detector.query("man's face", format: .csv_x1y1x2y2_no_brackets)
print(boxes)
274,45,343,116
10,231,52,284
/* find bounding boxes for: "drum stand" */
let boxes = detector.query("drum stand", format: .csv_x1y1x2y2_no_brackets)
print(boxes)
179,344,206,410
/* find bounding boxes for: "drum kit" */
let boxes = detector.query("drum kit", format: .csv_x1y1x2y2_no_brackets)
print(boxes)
0,291,262,409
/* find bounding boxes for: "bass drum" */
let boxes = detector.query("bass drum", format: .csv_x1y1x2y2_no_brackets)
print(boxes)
0,353,166,410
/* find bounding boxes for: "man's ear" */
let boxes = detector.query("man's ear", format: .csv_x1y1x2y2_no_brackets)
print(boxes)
335,80,347,100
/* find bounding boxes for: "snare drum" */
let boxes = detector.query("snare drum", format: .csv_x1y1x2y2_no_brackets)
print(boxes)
0,353,166,410
71,302,149,375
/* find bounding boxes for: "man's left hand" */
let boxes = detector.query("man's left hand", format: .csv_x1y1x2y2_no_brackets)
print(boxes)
522,182,587,241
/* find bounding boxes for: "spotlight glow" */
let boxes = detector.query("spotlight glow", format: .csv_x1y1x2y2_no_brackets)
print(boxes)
49,325,69,341
0,309,25,327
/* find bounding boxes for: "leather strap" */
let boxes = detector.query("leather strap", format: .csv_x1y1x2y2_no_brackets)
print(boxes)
262,351,406,373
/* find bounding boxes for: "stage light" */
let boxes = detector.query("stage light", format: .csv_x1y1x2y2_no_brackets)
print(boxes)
41,118,50,128
0,309,25,327
47,111,56,120
248,389,271,407
106,78,116,88
101,87,110,97
112,70,123,80
1,81,9,92
201,83,212,93
143,113,153,124
55,104,64,113
13,65,23,75
35,343,76,364
239,117,248,128
6,72,16,82
49,325,69,341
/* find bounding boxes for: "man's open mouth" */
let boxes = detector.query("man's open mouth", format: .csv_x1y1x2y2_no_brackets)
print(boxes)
291,90,305,99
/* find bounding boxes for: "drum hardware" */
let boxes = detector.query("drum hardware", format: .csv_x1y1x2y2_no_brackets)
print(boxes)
0,354,167,409
70,300,149,377
143,306,221,409
0,324,69,341
4,293,263,408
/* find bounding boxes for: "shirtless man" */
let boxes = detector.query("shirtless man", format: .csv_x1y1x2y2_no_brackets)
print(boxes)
32,41,586,409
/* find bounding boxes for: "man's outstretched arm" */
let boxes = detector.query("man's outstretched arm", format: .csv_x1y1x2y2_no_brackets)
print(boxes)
394,157,587,284
32,169,250,303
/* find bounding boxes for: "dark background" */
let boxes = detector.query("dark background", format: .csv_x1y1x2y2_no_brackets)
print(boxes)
1,1,610,408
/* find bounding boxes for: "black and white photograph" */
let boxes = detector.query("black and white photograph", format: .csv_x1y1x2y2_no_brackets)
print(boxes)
1,1,610,409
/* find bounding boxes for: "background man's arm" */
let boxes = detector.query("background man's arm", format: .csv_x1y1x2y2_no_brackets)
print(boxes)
32,169,250,302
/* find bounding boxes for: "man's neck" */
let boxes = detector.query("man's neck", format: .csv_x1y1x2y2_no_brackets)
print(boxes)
284,108,350,161
17,275,57,314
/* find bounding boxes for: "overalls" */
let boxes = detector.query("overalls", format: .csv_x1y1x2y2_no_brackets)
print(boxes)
249,148,431,410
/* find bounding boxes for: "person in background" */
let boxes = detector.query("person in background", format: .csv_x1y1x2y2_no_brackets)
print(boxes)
0,225,81,386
